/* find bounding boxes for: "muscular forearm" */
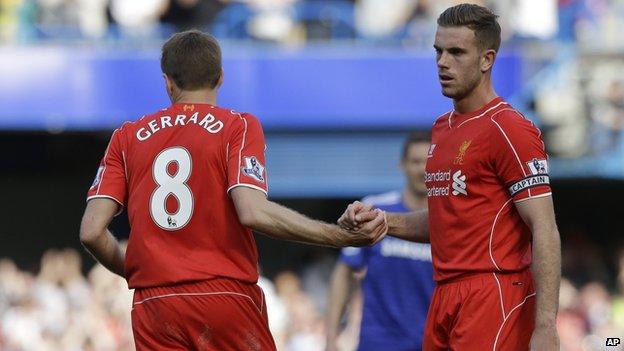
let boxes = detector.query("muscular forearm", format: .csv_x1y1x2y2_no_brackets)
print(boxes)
531,226,561,326
249,200,351,247
326,263,357,344
81,229,125,278
386,209,429,243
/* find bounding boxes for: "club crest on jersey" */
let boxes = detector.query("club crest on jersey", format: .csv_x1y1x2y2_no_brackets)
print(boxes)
527,158,548,175
182,104,195,112
90,166,104,189
453,140,472,165
242,156,265,182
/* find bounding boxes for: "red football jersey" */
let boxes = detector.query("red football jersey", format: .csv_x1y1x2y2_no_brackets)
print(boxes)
425,97,551,282
87,103,268,289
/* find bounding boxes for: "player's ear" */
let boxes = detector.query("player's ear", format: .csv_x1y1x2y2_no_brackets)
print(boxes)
163,74,174,95
216,69,224,89
481,49,496,73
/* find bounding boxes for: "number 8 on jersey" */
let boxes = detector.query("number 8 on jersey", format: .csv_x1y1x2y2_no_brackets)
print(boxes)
150,147,194,230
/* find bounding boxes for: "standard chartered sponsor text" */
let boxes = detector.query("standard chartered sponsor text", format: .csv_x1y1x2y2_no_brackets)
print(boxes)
425,170,452,197
425,170,451,182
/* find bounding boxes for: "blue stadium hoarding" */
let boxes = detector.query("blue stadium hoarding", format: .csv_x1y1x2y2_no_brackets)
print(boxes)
0,45,522,131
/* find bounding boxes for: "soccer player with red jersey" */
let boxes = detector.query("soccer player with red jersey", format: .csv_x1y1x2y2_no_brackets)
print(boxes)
340,4,561,351
79,30,387,351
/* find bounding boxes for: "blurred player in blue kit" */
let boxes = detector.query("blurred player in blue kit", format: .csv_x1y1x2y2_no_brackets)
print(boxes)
325,133,434,351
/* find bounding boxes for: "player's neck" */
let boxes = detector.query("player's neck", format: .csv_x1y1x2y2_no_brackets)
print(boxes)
403,188,427,210
453,79,497,115
172,89,218,106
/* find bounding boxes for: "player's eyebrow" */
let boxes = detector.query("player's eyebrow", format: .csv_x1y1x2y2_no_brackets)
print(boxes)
447,46,467,54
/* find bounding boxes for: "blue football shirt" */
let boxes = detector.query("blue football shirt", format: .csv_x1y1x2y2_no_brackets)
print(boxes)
339,191,434,351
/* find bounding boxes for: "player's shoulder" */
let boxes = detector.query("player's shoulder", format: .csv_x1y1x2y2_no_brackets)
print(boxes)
489,105,541,135
432,110,453,129
361,190,402,207
120,106,169,130
214,106,263,129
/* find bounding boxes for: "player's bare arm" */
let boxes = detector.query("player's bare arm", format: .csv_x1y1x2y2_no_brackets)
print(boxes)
515,195,561,351
325,262,359,351
79,198,126,277
338,201,429,243
231,187,387,247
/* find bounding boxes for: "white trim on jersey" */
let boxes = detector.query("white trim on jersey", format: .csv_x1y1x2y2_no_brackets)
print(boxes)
490,108,547,198
492,292,536,351
121,150,128,183
489,199,512,271
86,194,124,206
513,192,552,204
455,101,509,128
227,183,268,197
491,115,529,197
492,273,506,319
237,117,248,185
86,195,124,216
132,291,262,313
97,129,119,195
96,166,107,195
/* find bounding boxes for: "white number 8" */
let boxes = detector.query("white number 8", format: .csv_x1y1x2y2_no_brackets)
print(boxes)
150,147,194,230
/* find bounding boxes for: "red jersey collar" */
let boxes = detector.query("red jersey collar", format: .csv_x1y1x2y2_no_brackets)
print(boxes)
448,97,505,128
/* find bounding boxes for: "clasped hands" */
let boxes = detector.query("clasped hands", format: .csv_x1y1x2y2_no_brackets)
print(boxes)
337,201,388,246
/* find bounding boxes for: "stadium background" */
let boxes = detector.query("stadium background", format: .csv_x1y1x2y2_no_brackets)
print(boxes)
1,0,624,350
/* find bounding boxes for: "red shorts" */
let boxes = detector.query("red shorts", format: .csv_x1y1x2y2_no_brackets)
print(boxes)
423,270,536,351
131,277,276,351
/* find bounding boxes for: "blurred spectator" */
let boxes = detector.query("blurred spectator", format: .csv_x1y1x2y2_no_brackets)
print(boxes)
244,0,301,43
0,249,134,351
589,78,624,154
75,0,107,38
109,0,169,38
0,0,37,42
258,274,289,350
161,0,230,32
275,270,325,351
2,242,624,350
353,0,417,39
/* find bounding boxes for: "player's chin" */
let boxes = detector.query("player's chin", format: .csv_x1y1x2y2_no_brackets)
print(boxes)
441,87,458,99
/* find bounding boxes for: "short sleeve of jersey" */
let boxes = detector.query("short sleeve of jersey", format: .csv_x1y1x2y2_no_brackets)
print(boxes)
226,113,268,195
339,247,368,270
490,111,552,202
86,128,127,210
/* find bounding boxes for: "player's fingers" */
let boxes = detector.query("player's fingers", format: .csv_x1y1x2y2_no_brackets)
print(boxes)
344,204,357,227
355,203,373,214
347,202,364,226
358,210,386,245
364,210,385,230
338,206,358,230
354,209,378,223
370,211,389,245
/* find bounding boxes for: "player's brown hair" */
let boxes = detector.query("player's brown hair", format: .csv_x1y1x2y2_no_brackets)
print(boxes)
161,30,222,90
437,3,501,52
402,131,431,160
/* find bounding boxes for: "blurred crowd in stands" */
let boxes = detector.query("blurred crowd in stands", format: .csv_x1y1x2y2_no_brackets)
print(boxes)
0,0,618,44
0,240,622,351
